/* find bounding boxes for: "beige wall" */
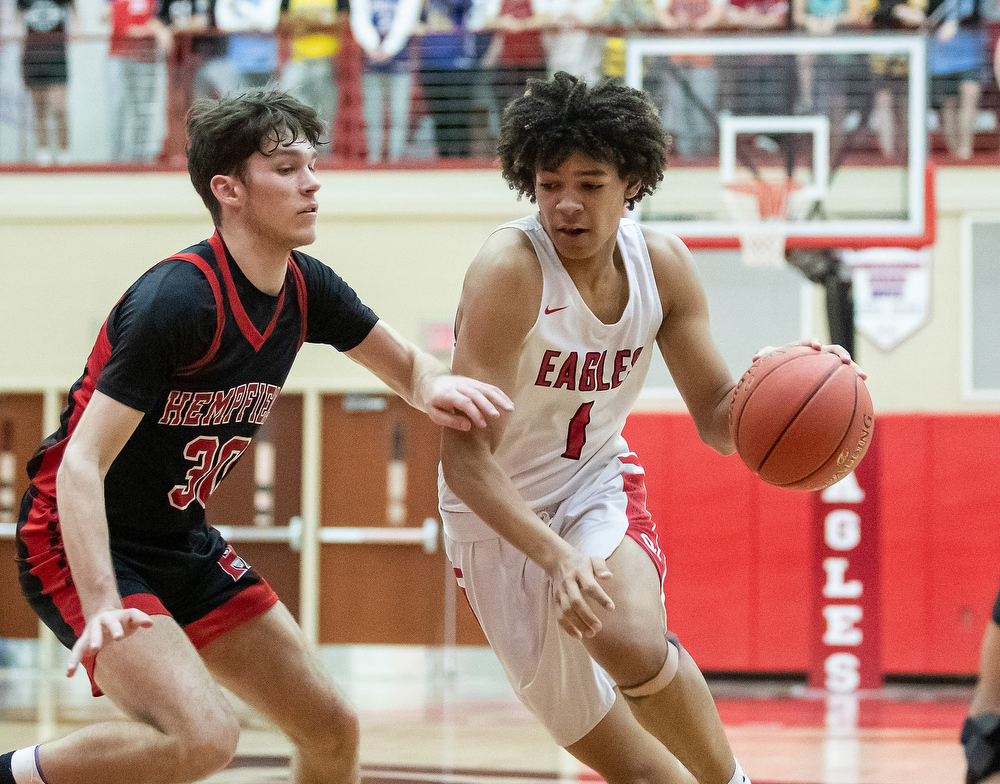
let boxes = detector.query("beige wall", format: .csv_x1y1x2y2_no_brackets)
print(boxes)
1,166,998,413
0,170,532,391
854,167,999,414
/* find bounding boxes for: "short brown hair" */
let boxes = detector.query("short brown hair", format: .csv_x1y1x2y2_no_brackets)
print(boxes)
186,90,325,225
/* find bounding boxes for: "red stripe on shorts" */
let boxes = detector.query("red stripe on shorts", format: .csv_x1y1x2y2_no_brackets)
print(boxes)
621,465,666,583
81,593,171,697
183,579,279,650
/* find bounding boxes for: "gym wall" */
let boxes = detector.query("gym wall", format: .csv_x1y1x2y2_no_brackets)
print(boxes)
1,166,998,675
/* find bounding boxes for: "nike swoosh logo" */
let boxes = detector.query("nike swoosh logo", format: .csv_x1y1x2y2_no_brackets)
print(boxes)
544,306,569,315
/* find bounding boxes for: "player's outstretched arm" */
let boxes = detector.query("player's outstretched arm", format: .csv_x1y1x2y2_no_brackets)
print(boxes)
440,231,615,640
645,228,736,455
344,321,512,431
57,391,154,675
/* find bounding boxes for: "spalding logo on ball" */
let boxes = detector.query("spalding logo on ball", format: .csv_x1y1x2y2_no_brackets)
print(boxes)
729,345,874,491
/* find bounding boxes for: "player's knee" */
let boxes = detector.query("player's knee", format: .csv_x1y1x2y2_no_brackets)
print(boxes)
619,633,681,700
963,712,1000,784
173,706,240,779
291,691,360,761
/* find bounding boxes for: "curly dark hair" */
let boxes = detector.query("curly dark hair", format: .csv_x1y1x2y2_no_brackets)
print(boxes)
186,90,326,225
498,72,669,210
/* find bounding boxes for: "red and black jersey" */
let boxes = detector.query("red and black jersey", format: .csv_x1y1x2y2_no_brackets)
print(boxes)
22,231,378,540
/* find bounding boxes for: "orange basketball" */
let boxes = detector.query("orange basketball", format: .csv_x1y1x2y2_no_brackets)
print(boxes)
729,345,874,491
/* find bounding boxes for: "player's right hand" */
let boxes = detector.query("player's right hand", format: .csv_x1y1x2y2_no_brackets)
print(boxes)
548,551,616,640
67,608,154,677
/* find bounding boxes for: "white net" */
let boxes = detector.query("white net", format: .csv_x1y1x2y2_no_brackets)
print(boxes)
722,180,797,268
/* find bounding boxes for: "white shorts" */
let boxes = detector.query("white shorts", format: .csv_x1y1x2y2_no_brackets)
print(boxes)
442,454,666,747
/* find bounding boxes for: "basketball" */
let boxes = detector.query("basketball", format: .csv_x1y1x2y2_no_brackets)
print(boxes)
729,345,874,491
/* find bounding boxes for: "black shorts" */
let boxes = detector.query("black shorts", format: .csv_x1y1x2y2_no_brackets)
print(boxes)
21,43,69,88
931,68,981,108
17,488,279,696
992,582,1000,626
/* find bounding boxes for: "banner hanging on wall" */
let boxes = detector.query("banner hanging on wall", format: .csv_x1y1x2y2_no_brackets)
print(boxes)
842,248,931,351
810,439,881,692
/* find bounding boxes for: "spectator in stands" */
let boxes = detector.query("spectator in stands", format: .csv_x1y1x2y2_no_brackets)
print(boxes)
158,0,222,163
656,0,726,158
279,0,345,153
927,0,986,159
16,0,76,165
986,0,1000,105
210,0,282,94
722,0,790,126
486,0,548,114
533,0,602,84
106,0,173,162
417,0,493,158
867,0,923,159
657,0,726,32
725,0,786,27
597,0,658,83
160,0,212,29
350,0,421,163
794,0,865,158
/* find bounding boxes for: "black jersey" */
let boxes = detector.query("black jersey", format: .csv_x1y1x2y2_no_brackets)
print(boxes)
23,231,378,539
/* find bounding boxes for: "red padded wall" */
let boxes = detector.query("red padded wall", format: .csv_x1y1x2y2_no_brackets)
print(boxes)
624,413,811,673
624,411,1000,676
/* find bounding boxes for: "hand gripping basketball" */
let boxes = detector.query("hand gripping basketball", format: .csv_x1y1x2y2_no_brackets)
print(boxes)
730,344,874,491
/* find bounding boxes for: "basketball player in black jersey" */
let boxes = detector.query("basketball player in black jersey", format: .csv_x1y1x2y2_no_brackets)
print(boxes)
964,584,1000,784
1,90,512,784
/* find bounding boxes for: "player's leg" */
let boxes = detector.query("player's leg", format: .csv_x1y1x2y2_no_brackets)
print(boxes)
581,537,743,784
956,76,982,160
48,84,70,160
362,72,386,164
13,614,240,784
199,601,360,784
28,87,51,157
446,534,697,784
940,86,961,157
964,586,1000,784
563,695,697,784
387,72,412,163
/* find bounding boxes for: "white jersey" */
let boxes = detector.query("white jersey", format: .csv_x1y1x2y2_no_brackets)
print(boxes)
439,214,663,541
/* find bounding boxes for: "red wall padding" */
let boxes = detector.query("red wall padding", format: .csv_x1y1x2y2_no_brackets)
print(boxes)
623,411,1000,676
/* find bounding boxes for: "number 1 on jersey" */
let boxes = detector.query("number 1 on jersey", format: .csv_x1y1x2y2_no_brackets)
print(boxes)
562,401,594,460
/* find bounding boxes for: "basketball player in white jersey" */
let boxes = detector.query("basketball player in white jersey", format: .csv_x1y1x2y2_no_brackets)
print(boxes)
438,71,754,783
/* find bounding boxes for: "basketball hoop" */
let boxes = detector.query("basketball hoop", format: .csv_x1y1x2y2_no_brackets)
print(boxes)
722,178,801,269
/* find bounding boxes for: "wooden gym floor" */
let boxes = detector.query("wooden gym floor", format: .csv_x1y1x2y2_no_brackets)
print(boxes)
0,643,971,783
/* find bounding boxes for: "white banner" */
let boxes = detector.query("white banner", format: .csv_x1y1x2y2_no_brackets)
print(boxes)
843,248,932,351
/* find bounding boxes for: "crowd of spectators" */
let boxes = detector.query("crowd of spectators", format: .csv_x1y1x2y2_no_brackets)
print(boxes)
1,0,999,165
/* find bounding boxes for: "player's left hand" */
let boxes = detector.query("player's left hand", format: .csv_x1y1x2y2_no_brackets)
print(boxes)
426,375,514,431
754,339,867,380
66,608,155,677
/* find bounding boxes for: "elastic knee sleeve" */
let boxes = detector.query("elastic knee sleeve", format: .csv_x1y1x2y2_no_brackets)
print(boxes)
620,635,680,699
963,712,1000,784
